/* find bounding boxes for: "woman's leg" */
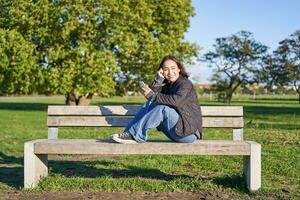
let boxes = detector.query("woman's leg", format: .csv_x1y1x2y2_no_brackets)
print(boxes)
112,101,158,144
126,104,176,142
118,102,197,143
162,129,197,143
124,101,156,133
157,107,197,143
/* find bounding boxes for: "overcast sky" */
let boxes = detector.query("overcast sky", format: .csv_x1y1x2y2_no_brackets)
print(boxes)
185,0,300,83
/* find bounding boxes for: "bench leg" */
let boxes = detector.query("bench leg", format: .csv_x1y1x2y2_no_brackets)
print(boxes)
24,141,48,189
243,142,261,191
48,127,58,139
233,128,243,141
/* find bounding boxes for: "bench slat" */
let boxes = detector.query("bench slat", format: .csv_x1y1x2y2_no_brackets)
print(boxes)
48,106,243,116
47,116,243,128
203,117,243,128
48,116,132,127
48,105,141,116
33,139,251,155
201,106,243,116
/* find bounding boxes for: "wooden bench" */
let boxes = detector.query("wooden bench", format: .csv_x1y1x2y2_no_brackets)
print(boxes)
24,105,261,191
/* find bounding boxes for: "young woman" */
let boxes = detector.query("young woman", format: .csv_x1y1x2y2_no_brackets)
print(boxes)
112,55,202,144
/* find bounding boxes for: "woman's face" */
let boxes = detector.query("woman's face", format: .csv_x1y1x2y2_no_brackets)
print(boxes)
162,59,181,83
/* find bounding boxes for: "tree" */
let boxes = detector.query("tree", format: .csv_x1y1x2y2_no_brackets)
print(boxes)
96,0,199,94
0,29,42,95
273,30,300,103
202,31,268,105
1,0,118,105
0,0,198,104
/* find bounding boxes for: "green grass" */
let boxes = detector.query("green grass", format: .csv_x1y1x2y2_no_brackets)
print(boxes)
0,95,299,199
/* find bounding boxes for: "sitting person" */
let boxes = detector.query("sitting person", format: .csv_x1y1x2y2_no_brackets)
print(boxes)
112,55,202,144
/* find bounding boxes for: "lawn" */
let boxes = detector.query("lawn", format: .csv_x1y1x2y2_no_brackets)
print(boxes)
0,95,299,199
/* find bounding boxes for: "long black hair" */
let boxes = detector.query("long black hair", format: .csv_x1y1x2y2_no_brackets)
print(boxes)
158,55,189,78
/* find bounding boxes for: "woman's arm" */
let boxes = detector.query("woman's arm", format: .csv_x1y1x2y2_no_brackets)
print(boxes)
150,69,165,93
155,79,193,107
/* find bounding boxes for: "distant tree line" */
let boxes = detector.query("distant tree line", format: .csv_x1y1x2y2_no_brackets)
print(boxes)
0,0,198,105
202,30,300,104
195,83,297,99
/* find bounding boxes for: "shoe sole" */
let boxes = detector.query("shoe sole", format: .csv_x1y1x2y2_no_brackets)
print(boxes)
112,134,138,144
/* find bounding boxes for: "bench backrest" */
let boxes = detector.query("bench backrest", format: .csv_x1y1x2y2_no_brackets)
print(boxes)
47,105,243,128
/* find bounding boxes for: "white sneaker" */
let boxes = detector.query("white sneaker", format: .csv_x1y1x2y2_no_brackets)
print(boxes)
112,133,138,144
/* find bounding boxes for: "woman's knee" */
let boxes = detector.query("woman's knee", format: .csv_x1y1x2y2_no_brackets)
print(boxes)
174,134,197,143
155,105,177,115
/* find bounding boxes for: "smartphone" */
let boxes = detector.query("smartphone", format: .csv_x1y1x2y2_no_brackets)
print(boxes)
139,81,146,89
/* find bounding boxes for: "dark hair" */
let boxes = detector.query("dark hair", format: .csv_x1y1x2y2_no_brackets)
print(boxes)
158,55,189,78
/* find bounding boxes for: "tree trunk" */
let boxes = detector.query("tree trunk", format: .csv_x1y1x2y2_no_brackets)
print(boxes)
78,93,93,105
293,83,299,104
65,92,77,105
65,92,93,105
226,90,233,105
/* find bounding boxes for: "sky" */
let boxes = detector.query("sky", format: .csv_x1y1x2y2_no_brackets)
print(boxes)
185,0,300,83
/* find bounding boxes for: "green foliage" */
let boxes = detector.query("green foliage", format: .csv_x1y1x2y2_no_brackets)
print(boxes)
0,29,42,95
202,31,268,105
1,0,118,97
0,0,198,99
100,0,199,93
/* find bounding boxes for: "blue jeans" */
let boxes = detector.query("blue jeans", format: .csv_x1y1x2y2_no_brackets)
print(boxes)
125,101,197,143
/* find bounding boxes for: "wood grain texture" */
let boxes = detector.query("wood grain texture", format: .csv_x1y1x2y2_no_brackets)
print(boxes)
48,106,243,116
47,116,243,128
34,139,252,155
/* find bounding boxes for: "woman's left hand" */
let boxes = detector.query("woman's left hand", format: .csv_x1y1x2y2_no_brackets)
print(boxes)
141,84,152,97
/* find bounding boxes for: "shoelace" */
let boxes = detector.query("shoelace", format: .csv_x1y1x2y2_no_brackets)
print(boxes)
119,133,129,138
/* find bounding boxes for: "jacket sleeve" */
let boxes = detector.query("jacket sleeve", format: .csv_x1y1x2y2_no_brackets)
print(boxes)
150,74,165,93
154,79,192,107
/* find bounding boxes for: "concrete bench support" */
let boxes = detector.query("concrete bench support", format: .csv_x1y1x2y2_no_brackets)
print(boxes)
24,140,48,189
243,142,261,191
233,128,243,141
48,127,58,139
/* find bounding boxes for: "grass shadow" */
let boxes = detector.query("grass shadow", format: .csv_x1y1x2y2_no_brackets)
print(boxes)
0,102,53,111
0,155,250,192
244,105,300,116
49,160,192,181
212,174,248,192
0,152,23,189
49,159,249,192
0,102,144,111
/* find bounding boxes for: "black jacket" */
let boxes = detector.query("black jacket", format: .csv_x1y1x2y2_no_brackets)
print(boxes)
149,75,202,138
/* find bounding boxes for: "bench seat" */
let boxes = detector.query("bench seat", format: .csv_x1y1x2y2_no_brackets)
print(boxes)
30,139,254,155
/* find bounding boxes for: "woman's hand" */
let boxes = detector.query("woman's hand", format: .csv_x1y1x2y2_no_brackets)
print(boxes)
141,84,152,97
157,68,164,78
